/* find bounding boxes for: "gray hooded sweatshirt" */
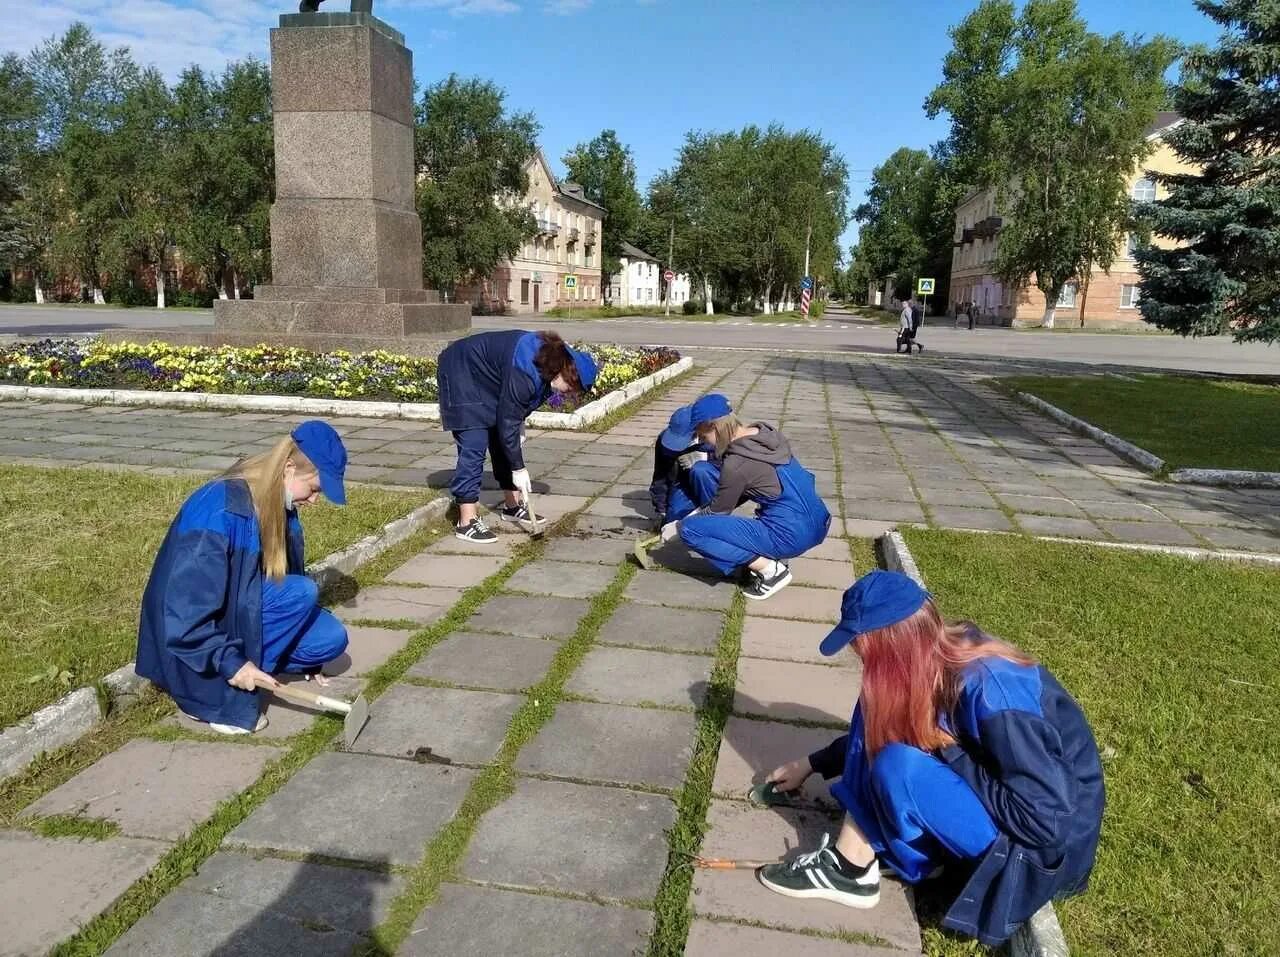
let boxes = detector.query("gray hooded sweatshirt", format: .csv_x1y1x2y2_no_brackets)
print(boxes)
706,423,791,515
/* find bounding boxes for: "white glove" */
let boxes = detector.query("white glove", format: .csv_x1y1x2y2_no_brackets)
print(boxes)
511,468,532,494
677,450,709,470
519,426,527,447
660,520,681,543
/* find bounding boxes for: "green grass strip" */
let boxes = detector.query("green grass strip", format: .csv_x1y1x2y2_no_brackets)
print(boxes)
645,591,745,956
30,814,121,841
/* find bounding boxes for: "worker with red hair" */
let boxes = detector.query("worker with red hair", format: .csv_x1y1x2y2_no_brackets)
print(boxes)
758,570,1104,947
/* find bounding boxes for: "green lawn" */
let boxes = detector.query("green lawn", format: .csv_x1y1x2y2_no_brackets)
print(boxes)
0,465,432,728
1001,373,1280,472
902,528,1280,957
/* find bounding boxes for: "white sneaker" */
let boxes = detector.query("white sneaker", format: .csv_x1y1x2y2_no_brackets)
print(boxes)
186,713,268,735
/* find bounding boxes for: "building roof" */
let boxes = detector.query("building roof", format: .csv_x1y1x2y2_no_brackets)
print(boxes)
1145,111,1182,139
528,149,606,212
619,240,659,263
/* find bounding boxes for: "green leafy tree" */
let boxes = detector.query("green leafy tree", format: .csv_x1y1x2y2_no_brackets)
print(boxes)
562,129,641,277
927,0,1174,326
1136,0,1280,343
0,54,38,284
415,74,538,294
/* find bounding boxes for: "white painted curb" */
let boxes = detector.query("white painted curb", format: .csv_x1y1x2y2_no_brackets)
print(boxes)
1168,467,1280,489
876,528,1072,957
0,496,450,783
0,356,694,431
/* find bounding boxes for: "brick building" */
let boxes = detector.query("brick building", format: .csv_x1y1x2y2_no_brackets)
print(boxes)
947,112,1193,327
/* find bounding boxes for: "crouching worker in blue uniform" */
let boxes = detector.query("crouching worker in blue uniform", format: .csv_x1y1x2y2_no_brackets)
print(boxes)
438,330,598,544
135,421,351,735
758,571,1104,947
661,393,831,600
647,402,719,530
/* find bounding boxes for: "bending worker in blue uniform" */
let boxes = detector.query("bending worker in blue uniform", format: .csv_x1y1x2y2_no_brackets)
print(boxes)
660,393,831,600
135,421,351,735
647,402,719,530
758,571,1105,947
438,330,598,543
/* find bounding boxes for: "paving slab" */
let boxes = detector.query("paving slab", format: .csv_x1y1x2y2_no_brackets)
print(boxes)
333,586,460,625
405,882,651,956
598,601,723,654
226,752,475,866
422,534,518,557
349,684,522,764
685,919,906,956
693,800,920,952
842,518,898,540
468,594,590,638
927,506,1016,532
104,851,404,957
1187,524,1280,552
743,584,841,624
0,829,167,957
540,535,634,564
1076,499,1170,522
407,631,560,691
464,777,676,901
713,716,842,808
516,700,697,789
789,558,857,590
740,618,855,668
1099,520,1203,547
1014,514,1105,539
584,495,658,520
504,560,617,598
322,624,411,677
646,542,722,576
163,673,362,741
572,513,655,536
566,646,711,709
735,657,856,725
386,553,508,587
623,569,737,609
844,500,927,523
22,738,275,841
998,493,1086,517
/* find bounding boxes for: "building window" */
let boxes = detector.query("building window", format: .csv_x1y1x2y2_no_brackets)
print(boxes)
507,281,514,301
520,279,530,305
1126,233,1141,257
1120,284,1140,308
646,288,653,302
1132,177,1156,202
1057,283,1077,308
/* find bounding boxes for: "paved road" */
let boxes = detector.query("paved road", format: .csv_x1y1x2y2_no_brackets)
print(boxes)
3,302,1277,375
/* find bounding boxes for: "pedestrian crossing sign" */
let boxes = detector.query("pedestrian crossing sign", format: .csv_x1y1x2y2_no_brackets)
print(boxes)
564,275,578,289
917,278,935,295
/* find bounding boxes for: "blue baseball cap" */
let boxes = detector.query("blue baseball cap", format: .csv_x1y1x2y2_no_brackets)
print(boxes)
819,570,929,656
690,393,733,426
569,348,598,392
660,405,696,452
291,420,348,505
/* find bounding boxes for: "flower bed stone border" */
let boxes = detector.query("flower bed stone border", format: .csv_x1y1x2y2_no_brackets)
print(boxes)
877,528,1071,957
0,356,694,431
0,496,449,783
1015,391,1280,489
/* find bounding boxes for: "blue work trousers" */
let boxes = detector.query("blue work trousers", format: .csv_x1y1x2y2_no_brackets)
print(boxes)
260,574,349,674
665,461,721,523
450,427,516,504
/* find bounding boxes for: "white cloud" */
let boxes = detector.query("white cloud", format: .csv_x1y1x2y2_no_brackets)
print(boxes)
544,0,591,13
386,0,519,13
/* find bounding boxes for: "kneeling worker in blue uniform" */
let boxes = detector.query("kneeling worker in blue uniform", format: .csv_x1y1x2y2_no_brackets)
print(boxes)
661,393,831,600
759,571,1104,947
647,402,720,530
135,421,352,735
438,330,598,543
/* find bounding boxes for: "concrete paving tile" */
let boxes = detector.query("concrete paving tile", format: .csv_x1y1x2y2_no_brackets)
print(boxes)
739,618,855,669
743,585,840,624
386,553,508,587
1,829,168,957
404,883,652,957
464,777,676,901
734,657,856,725
842,518,897,540
566,646,712,709
164,674,364,740
584,495,659,521
1099,520,1203,547
598,601,723,654
928,506,1016,531
789,558,857,590
320,624,411,677
407,631,560,691
349,684,522,764
468,594,590,638
332,586,460,625
516,700,698,789
623,569,737,609
422,534,518,557
1075,499,1168,521
1014,514,1106,539
104,852,404,956
997,493,1086,517
540,535,633,565
22,739,274,841
1186,524,1280,553
685,919,910,956
505,560,617,598
712,717,843,808
845,499,928,523
226,752,474,866
571,512,655,536
915,487,999,509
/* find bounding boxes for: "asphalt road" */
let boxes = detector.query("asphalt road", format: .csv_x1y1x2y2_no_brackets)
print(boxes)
3,302,1277,375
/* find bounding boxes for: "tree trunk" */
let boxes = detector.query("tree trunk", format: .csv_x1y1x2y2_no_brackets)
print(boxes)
156,267,166,309
34,277,45,304
232,272,241,299
704,277,714,314
1042,303,1057,328
762,281,773,314
92,284,105,305
1078,269,1091,328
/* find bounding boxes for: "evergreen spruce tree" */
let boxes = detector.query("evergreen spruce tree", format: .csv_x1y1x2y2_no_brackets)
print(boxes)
1136,0,1280,342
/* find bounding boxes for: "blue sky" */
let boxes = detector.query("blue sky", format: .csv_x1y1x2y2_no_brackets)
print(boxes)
6,0,1222,252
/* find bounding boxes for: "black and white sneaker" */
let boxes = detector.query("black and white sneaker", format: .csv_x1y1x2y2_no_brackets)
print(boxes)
757,834,880,908
742,561,792,600
499,503,546,526
455,517,497,543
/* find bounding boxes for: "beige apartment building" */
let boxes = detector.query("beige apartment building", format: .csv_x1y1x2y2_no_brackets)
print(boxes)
455,150,604,315
947,112,1194,327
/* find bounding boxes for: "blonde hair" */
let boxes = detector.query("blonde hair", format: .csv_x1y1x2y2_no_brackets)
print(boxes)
224,437,317,582
699,413,743,456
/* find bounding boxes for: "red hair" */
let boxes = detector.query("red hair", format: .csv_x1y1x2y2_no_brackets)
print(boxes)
857,599,1034,758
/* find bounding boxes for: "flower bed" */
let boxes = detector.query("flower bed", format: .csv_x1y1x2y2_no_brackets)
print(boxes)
0,339,681,414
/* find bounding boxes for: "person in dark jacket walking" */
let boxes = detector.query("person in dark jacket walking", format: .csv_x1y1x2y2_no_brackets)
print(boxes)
661,394,832,600
648,401,720,529
757,571,1104,946
438,330,598,543
135,421,352,735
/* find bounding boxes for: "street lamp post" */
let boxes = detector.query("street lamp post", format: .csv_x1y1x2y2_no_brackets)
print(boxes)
803,188,837,287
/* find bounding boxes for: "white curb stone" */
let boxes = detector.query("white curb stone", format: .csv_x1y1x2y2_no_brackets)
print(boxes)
0,688,102,781
1016,392,1166,473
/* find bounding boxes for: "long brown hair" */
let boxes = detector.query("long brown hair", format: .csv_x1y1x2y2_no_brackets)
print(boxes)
857,599,1034,758
224,437,317,582
533,331,581,391
699,413,745,457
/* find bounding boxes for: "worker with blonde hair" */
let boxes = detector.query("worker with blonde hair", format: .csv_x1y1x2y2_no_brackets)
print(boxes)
135,421,350,734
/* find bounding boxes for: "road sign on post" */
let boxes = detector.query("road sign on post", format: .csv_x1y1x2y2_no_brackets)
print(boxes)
564,274,578,317
916,278,934,321
800,275,814,318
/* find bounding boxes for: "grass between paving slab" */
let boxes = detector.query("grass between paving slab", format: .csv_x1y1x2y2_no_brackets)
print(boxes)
0,462,433,728
902,528,1280,957
1000,373,1280,473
